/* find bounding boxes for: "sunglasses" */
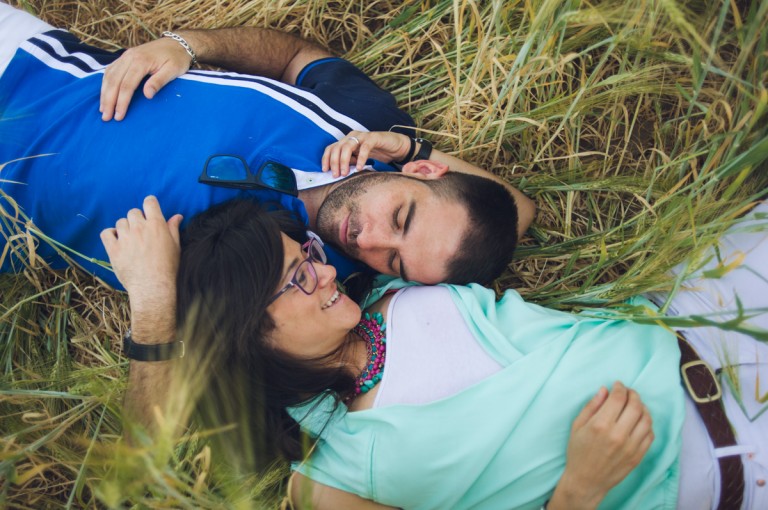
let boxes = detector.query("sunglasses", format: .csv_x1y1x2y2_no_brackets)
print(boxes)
200,154,298,196
268,236,328,305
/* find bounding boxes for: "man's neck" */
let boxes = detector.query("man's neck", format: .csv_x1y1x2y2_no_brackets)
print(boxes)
298,185,332,230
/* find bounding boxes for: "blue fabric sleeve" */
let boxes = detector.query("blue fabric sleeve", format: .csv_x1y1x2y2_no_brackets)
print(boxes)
296,57,416,137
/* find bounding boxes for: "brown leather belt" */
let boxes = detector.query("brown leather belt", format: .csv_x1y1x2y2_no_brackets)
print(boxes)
677,335,745,510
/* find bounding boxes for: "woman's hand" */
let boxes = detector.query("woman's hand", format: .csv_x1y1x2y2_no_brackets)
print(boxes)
100,37,195,121
547,382,655,510
322,131,411,177
100,196,183,325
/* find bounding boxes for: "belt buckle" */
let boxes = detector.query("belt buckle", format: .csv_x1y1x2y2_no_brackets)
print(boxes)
681,360,722,403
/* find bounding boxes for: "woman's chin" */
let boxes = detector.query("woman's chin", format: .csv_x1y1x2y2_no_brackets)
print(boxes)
338,293,363,326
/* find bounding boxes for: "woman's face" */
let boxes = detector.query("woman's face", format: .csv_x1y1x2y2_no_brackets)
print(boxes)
266,234,362,358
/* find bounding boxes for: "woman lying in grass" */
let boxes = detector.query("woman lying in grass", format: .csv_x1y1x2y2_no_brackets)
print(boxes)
103,195,768,510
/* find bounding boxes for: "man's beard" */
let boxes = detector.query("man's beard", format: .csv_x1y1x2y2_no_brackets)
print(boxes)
316,172,394,257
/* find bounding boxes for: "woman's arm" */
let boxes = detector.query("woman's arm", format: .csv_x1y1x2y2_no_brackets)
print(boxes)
289,473,399,510
547,382,655,510
100,196,183,439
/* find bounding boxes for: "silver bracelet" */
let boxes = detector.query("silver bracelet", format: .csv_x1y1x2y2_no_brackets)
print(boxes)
161,31,197,67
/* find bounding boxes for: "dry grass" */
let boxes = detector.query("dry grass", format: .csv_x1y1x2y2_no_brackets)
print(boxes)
2,0,768,507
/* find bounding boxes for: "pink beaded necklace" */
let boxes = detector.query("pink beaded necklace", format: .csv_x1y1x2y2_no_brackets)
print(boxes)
352,311,387,396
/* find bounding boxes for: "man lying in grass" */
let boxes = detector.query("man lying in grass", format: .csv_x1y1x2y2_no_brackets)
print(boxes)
0,2,535,290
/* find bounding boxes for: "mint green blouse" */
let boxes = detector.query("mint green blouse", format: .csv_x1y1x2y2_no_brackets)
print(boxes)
291,284,685,509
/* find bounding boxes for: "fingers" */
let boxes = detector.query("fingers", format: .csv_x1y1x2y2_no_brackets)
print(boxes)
126,207,146,228
356,141,372,172
101,59,145,121
108,196,171,237
115,217,129,236
100,61,129,121
100,197,182,294
323,137,360,177
614,387,645,432
323,131,368,177
593,382,654,464
635,422,655,459
572,386,609,429
100,39,190,122
626,404,654,460
595,381,635,423
167,214,184,245
100,227,118,255
143,64,180,100
141,195,165,221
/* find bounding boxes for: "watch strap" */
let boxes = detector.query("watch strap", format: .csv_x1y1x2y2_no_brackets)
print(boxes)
395,136,417,165
123,329,184,361
412,137,433,161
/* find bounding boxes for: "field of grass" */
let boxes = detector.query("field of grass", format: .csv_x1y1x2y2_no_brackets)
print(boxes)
2,0,767,507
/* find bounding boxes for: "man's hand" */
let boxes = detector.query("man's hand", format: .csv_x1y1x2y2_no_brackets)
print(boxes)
322,130,536,237
100,27,332,122
100,195,182,338
547,382,655,510
322,131,411,177
100,38,194,122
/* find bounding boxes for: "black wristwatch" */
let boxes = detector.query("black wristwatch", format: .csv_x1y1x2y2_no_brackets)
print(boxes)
395,136,433,166
123,329,184,361
412,137,433,161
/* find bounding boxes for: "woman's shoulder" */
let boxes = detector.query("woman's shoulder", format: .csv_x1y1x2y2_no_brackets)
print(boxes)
363,285,458,320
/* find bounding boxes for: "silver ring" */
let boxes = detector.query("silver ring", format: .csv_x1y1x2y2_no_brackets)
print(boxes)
348,136,360,145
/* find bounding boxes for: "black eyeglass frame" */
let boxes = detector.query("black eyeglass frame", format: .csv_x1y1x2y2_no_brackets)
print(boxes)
199,154,299,197
268,238,328,305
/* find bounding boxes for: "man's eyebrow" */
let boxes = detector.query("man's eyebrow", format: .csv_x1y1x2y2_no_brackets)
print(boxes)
399,201,416,282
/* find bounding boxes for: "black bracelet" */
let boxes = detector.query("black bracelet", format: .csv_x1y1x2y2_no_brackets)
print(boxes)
396,137,418,165
123,329,184,361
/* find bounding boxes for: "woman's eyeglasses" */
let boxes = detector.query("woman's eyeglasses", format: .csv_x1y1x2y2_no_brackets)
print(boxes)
268,236,328,305
200,154,298,196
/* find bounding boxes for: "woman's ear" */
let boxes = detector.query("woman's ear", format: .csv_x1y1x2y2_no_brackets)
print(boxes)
401,159,449,179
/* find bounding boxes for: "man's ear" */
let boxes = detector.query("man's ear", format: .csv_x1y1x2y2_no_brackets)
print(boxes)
401,160,449,179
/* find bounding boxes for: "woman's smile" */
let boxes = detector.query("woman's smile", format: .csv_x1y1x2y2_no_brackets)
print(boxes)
322,289,341,309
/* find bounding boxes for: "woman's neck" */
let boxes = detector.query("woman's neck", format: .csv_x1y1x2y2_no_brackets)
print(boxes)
342,294,396,409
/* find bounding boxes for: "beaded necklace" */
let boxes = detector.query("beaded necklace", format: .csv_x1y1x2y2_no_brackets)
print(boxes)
352,311,387,397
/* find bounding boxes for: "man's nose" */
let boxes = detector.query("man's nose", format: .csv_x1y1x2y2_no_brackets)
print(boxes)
355,222,394,250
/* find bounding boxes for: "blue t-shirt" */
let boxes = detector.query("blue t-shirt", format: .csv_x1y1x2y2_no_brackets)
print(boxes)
0,30,414,288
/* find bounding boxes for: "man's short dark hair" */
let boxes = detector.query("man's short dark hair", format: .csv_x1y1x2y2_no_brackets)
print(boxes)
427,172,519,284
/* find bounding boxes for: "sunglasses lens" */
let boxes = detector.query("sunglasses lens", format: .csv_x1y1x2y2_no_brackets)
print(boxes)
206,156,249,181
261,162,298,194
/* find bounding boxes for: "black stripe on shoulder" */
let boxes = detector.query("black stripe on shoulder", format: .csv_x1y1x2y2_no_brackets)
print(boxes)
186,70,357,135
31,29,123,69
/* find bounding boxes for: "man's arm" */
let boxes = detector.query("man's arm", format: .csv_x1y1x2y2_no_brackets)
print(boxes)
174,28,331,83
100,27,331,121
322,131,536,237
100,196,182,437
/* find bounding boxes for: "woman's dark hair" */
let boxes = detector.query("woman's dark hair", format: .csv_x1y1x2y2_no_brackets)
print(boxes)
176,198,356,471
